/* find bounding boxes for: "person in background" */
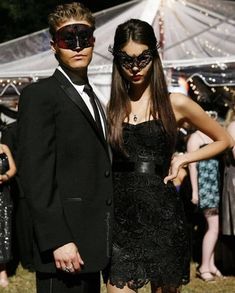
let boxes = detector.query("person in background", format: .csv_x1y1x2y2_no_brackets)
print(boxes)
17,2,112,293
220,109,235,274
0,143,17,287
172,152,192,286
222,109,235,236
1,121,35,273
187,111,224,282
105,19,232,293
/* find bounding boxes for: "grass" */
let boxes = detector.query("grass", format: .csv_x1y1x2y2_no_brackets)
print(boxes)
1,263,235,293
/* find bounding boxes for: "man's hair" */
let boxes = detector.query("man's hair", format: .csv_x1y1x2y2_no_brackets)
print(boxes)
48,2,95,37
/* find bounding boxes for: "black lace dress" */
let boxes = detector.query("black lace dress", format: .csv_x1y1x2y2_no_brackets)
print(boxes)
108,120,189,290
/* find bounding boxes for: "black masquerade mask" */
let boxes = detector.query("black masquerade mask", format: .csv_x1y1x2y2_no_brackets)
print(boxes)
54,23,95,51
109,45,156,70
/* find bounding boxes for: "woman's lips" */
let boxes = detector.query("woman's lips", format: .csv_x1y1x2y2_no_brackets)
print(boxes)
132,75,142,81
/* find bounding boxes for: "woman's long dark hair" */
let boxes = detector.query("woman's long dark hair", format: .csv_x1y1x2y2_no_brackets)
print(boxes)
107,19,177,152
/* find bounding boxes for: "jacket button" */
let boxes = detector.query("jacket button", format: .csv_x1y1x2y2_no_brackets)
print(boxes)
105,170,110,177
106,198,112,206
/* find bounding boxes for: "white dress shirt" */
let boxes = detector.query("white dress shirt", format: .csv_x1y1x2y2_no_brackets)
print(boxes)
58,66,105,136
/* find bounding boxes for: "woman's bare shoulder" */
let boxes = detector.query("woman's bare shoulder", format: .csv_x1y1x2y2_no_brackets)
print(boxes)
169,92,191,109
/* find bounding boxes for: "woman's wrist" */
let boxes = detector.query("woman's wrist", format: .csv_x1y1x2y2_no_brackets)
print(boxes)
4,173,10,180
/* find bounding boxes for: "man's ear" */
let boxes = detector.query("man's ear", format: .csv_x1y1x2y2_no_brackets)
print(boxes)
50,40,57,53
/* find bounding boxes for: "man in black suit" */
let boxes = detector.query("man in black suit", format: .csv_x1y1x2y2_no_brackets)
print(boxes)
16,3,113,293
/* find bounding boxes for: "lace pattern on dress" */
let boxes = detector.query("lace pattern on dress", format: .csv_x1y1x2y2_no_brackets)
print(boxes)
107,121,189,290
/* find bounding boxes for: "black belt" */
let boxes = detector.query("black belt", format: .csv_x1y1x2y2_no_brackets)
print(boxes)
113,161,164,176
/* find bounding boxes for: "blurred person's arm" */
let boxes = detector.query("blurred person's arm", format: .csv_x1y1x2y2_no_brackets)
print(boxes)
187,132,201,205
227,121,235,159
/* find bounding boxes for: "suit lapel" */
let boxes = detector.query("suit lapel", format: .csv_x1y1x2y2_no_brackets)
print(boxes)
92,91,113,163
53,69,111,160
53,69,95,126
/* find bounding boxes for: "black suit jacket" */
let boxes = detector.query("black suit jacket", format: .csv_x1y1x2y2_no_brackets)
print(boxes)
16,69,113,273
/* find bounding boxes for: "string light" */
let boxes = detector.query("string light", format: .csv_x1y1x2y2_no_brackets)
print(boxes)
0,77,31,108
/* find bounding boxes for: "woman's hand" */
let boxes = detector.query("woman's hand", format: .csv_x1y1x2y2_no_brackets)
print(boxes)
164,154,188,184
0,173,10,184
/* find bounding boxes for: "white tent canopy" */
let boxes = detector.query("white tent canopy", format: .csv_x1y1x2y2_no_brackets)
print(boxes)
0,0,235,98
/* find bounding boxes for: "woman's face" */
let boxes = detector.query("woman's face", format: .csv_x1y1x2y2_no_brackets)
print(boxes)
117,39,153,86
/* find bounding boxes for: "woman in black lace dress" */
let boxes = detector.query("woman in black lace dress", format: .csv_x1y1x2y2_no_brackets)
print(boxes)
106,19,232,293
0,143,16,287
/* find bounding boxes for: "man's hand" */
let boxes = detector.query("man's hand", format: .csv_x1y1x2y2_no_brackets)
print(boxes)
53,242,84,273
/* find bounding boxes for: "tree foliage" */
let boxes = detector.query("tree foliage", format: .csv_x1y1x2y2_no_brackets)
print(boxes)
0,0,57,42
0,0,130,43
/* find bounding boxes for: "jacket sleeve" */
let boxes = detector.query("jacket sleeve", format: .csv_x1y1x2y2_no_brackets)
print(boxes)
17,83,73,252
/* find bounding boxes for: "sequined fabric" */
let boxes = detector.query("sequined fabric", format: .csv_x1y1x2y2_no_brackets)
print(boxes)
0,153,12,263
108,120,189,290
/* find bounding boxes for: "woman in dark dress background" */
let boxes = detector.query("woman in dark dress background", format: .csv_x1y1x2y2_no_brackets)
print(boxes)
0,143,16,287
106,19,232,293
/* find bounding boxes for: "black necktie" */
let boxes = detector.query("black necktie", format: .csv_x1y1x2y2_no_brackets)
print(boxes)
84,84,104,137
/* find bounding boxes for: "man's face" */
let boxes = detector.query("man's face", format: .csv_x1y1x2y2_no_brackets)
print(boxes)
51,19,95,71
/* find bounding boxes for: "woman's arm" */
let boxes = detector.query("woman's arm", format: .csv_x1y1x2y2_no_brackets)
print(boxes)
164,93,234,183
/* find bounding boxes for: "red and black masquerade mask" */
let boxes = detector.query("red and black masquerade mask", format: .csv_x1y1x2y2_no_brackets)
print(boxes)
109,46,157,70
54,23,95,51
